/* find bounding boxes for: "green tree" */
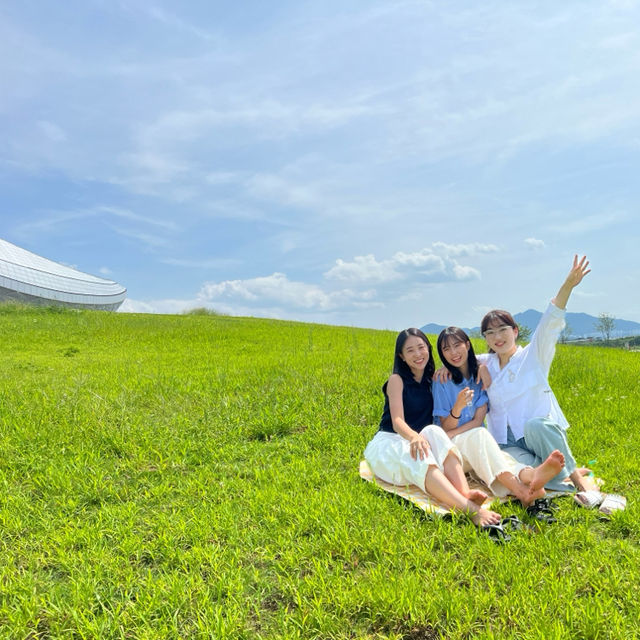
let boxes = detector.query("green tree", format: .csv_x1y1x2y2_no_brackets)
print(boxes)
594,312,615,342
517,324,532,344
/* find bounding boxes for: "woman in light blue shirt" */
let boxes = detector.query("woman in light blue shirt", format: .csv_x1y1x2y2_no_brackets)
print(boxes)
433,326,565,505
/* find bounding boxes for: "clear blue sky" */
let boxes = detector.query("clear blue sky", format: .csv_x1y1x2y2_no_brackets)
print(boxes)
2,1,639,330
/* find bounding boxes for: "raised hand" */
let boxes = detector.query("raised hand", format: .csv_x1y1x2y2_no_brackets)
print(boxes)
566,254,591,288
553,255,591,309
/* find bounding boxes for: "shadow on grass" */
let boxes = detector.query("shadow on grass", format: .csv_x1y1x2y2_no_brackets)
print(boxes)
361,477,455,525
367,614,441,640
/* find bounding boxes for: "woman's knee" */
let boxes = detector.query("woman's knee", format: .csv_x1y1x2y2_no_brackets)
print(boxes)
524,417,545,433
463,427,493,446
524,417,561,441
420,423,447,443
524,417,571,458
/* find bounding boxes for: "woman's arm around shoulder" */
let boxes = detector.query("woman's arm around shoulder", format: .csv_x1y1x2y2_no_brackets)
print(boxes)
477,363,491,390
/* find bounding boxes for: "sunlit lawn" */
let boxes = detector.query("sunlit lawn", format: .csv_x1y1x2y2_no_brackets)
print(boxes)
0,305,638,639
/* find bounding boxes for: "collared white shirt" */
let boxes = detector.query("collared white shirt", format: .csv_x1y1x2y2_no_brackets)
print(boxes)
478,302,569,444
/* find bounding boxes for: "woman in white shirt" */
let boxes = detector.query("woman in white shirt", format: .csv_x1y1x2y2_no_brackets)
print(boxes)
478,255,598,493
433,326,565,504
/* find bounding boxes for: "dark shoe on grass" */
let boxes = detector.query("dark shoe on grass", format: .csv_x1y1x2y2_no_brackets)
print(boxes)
525,498,557,524
481,522,511,544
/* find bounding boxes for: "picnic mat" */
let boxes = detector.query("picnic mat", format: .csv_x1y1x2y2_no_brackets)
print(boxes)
359,459,576,516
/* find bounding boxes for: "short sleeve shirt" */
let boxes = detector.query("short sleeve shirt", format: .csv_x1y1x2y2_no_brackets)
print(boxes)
432,376,488,428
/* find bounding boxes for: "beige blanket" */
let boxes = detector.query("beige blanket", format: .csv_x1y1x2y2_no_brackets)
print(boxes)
359,459,574,516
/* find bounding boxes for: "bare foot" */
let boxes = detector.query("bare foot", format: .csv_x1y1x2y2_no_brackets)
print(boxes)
470,507,501,527
466,489,488,506
526,450,565,500
516,483,546,508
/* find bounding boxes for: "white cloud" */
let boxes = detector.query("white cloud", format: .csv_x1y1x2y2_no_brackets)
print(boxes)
572,290,601,299
97,206,178,231
242,167,403,222
120,241,495,325
119,297,199,315
121,274,387,322
431,242,500,257
393,251,445,272
324,255,401,284
324,243,495,284
453,264,481,280
118,298,157,314
118,100,380,197
107,225,168,248
524,237,546,250
116,151,192,190
15,206,177,236
14,211,93,235
246,173,323,209
4,2,640,330
137,102,378,149
198,272,377,312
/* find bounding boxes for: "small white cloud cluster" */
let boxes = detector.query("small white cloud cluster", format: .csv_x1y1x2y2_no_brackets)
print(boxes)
198,272,377,312
191,242,498,317
524,237,546,250
324,243,498,284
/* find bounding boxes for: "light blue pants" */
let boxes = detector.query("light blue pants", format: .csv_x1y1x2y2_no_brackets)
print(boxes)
499,417,577,492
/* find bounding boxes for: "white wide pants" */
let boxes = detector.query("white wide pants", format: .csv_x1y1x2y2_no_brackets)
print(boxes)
364,424,462,490
452,427,529,497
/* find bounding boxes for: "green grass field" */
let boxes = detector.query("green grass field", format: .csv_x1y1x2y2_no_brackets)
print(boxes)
0,305,638,639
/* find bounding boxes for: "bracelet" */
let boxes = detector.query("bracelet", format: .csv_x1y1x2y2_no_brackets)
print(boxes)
449,409,461,419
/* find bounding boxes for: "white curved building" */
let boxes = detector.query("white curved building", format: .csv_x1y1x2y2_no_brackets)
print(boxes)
0,238,126,311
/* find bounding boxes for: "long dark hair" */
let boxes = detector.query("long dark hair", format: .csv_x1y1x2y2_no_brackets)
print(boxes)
480,309,518,354
437,326,478,384
392,328,434,381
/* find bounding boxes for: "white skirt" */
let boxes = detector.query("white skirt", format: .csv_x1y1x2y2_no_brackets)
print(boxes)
451,427,529,497
364,424,461,490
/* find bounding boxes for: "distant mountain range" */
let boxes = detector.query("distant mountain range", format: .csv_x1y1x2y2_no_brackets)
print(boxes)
421,309,640,340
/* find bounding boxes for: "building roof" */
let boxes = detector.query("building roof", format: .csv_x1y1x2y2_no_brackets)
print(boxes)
0,238,126,310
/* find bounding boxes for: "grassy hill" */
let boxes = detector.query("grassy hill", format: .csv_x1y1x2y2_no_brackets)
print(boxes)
0,305,638,639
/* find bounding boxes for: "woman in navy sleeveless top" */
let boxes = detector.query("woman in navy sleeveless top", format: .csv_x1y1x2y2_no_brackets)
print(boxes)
364,328,501,528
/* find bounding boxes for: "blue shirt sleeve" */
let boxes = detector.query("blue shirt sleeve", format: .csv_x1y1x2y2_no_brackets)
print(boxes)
434,377,489,428
473,381,489,408
432,380,452,425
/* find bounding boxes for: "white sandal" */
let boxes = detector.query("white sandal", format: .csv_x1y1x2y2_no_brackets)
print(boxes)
573,490,604,509
599,494,627,515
